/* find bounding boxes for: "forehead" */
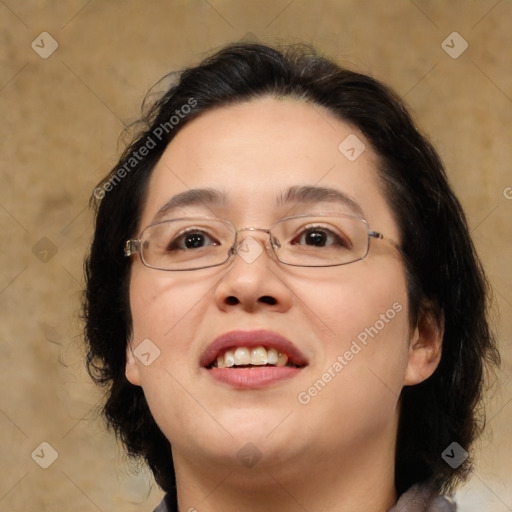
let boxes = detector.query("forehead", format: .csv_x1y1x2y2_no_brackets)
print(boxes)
140,97,398,237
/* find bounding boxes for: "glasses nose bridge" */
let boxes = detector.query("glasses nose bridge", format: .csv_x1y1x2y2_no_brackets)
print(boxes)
237,226,270,234
232,226,278,254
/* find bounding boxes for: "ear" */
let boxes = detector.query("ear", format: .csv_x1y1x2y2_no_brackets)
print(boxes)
125,341,142,386
403,304,444,386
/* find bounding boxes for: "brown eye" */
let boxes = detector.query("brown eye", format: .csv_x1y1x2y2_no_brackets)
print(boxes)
291,227,351,248
167,230,220,251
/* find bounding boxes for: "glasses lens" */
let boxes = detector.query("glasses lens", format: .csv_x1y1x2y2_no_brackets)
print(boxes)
141,218,234,270
272,214,369,267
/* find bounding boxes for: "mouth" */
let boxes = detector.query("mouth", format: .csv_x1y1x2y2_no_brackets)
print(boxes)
207,346,301,369
200,330,308,388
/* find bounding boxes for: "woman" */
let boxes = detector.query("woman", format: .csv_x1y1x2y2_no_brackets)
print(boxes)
83,42,499,511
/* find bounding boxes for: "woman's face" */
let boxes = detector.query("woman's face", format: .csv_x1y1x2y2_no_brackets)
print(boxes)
126,97,434,477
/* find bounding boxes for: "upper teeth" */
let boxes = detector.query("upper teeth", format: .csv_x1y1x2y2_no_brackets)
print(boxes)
216,347,289,368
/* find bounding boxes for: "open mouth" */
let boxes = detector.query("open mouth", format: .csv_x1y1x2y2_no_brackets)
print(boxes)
207,346,304,369
200,330,308,388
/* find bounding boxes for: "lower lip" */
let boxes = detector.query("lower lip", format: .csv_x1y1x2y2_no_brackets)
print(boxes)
206,366,302,389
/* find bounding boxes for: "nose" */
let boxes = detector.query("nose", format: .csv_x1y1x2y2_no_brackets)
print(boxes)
214,229,292,313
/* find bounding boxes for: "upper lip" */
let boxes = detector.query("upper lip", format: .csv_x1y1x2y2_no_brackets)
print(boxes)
200,329,309,368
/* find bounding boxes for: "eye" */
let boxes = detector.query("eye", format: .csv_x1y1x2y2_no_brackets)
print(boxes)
166,229,220,251
291,226,351,248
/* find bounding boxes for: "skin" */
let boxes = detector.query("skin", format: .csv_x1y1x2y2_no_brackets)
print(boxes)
125,97,443,512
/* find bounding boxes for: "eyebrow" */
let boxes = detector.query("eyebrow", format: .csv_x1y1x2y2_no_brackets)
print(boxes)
151,185,364,224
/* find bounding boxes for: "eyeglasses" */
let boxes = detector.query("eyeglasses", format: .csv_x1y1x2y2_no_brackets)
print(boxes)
124,213,397,271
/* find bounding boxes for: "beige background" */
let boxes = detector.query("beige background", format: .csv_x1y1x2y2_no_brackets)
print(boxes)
1,1,511,511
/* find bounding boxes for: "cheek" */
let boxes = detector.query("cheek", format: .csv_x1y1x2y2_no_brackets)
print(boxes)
129,269,205,345
304,260,410,351
127,271,211,397
300,261,410,412
127,273,212,433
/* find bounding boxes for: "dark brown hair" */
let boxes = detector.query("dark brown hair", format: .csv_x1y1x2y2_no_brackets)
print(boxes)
83,42,499,495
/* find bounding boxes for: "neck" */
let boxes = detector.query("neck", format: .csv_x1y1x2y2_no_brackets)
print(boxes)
172,431,398,512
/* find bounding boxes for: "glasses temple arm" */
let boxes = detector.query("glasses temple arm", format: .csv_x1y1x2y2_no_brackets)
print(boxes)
124,239,141,257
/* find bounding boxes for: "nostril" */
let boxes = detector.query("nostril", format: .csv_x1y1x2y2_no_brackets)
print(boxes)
260,296,277,305
225,296,239,305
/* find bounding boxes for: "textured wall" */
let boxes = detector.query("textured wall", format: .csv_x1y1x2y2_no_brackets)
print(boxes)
1,1,511,511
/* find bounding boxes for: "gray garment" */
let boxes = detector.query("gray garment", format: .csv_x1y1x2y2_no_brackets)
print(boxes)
153,491,176,512
153,481,456,511
389,483,456,511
